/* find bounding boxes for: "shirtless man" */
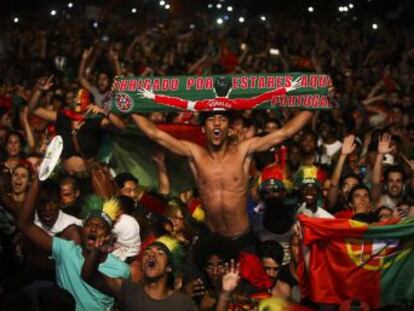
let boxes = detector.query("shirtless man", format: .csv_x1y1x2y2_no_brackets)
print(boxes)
131,78,312,240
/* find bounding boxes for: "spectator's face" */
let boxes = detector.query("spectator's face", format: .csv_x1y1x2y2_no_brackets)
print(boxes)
319,123,332,140
26,156,41,175
288,145,302,168
300,184,319,205
205,255,225,285
203,114,230,148
341,177,359,199
386,172,404,198
38,201,60,228
378,208,392,222
300,133,317,155
350,189,371,214
149,112,164,123
262,257,281,283
290,235,300,264
11,167,30,194
97,73,110,93
6,134,22,157
82,217,109,250
141,245,170,280
65,91,75,106
0,112,12,128
120,180,138,200
168,209,185,234
60,183,79,205
264,121,279,134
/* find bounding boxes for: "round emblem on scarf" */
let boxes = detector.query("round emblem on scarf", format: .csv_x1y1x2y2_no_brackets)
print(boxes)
115,92,133,113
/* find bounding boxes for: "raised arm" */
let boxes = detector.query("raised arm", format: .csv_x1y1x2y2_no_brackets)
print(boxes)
152,149,171,196
327,135,356,209
371,133,395,205
243,110,313,153
131,113,194,157
84,104,126,130
81,244,122,300
16,178,52,252
109,47,122,77
78,47,95,92
28,76,57,122
19,106,35,152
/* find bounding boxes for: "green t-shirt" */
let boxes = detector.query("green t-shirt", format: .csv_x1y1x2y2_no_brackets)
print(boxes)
52,237,130,311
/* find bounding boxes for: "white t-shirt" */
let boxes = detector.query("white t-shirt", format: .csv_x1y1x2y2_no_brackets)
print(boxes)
112,214,141,261
297,203,335,219
320,140,342,165
34,210,82,236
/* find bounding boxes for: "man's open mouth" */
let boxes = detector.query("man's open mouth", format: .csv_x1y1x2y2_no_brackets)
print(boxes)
213,129,221,137
147,258,156,268
87,233,97,244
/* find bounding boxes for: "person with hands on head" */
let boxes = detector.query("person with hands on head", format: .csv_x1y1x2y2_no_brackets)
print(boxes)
28,75,125,177
17,173,130,311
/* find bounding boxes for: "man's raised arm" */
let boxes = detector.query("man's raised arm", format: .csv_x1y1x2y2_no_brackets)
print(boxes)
131,113,194,157
17,178,52,252
244,110,313,153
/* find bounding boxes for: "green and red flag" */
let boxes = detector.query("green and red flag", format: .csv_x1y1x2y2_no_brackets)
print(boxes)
110,73,333,113
298,215,414,309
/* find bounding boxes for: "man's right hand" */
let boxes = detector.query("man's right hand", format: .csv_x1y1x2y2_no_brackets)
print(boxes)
341,135,356,155
378,133,395,155
221,259,240,295
35,75,54,91
82,47,94,60
138,88,155,100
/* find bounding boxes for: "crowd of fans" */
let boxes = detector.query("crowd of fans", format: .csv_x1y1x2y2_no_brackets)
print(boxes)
1,2,414,311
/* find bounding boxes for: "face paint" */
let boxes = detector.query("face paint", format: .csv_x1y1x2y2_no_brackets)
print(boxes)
73,89,90,113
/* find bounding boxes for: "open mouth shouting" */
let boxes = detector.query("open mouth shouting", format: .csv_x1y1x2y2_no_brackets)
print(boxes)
86,233,97,247
213,128,221,138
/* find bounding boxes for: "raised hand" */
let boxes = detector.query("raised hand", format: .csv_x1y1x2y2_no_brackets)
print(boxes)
108,47,119,61
82,47,94,60
183,278,206,298
222,259,240,294
94,234,118,254
138,87,155,100
36,75,54,91
401,153,414,171
285,77,301,92
152,148,166,166
341,134,356,155
378,133,395,155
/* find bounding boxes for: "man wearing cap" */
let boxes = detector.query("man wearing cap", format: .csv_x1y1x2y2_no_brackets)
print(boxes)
296,166,334,219
131,77,313,252
17,178,130,311
81,235,198,311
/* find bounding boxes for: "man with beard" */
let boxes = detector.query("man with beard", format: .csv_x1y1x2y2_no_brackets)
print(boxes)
371,133,406,209
81,235,197,311
348,184,372,216
17,177,130,311
131,77,312,253
257,240,290,298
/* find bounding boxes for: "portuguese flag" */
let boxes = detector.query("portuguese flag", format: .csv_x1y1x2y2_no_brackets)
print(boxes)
298,215,414,309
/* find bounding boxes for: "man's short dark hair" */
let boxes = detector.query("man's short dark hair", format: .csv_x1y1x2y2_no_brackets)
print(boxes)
265,117,282,129
198,110,233,125
256,240,284,265
214,76,232,97
384,165,406,182
114,172,139,188
60,176,80,192
340,172,361,188
348,183,371,203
